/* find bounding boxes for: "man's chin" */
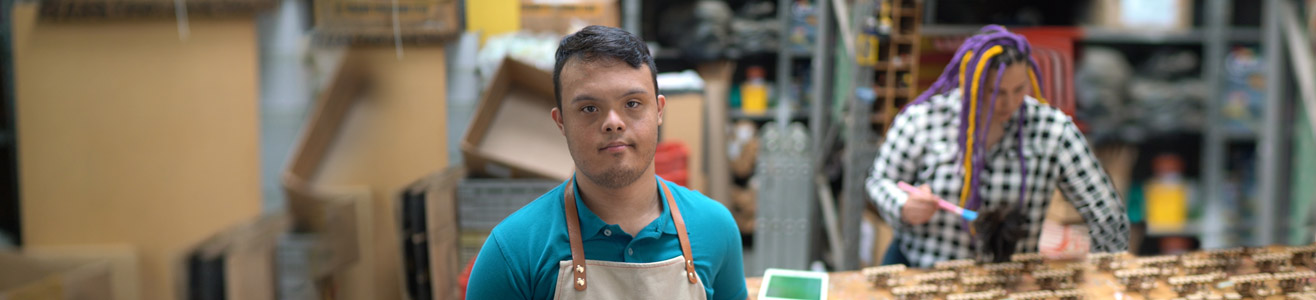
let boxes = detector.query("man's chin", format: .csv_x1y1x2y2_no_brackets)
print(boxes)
579,166,647,189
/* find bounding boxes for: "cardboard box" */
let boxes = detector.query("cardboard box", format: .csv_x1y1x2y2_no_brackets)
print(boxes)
179,215,290,300
1310,0,1316,39
283,185,368,280
20,245,139,300
696,61,736,206
282,46,452,300
462,58,573,180
731,185,756,234
0,252,114,300
281,53,371,280
520,0,618,34
37,0,274,19
314,0,463,44
13,10,264,300
863,208,893,268
398,166,465,300
661,93,708,192
1045,190,1085,225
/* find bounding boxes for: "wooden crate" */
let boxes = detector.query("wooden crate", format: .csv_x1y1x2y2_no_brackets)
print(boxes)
313,0,463,45
38,0,274,19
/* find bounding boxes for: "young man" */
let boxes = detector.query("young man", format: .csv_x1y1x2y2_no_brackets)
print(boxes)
465,25,748,300
868,25,1130,267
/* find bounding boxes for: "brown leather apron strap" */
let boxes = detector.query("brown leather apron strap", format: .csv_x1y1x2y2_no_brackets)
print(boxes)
660,181,698,284
563,178,588,291
564,176,698,291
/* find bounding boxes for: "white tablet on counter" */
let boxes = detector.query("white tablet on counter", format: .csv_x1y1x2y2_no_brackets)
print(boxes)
757,268,829,300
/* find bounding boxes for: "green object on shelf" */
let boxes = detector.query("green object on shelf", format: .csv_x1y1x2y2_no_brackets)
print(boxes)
832,39,854,128
1289,105,1316,245
730,82,743,109
1127,183,1146,223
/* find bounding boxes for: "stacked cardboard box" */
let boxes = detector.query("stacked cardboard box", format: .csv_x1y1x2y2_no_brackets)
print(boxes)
282,46,452,300
462,58,573,180
397,167,465,300
314,0,463,44
520,0,619,34
0,252,113,300
13,3,268,299
179,215,290,300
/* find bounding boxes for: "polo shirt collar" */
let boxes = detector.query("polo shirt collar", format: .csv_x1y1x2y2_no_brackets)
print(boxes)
570,175,679,240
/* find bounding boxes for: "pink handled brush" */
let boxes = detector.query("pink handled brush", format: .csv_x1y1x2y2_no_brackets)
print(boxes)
897,181,979,222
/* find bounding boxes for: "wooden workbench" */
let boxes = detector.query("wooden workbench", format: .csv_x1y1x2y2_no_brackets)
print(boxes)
747,248,1316,299
747,269,1193,299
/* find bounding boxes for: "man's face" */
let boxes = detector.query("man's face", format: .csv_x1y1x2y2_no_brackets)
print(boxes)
552,57,664,189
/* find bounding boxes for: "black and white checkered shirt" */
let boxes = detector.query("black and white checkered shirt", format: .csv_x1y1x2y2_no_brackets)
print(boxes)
867,89,1129,267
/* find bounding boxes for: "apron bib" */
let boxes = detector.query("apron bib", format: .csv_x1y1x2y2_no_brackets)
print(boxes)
552,177,708,300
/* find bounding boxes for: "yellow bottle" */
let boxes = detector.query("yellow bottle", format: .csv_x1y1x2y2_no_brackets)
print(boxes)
741,66,769,115
1146,154,1188,232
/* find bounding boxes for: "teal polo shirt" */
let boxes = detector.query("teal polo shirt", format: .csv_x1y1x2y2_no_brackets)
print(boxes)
465,176,748,300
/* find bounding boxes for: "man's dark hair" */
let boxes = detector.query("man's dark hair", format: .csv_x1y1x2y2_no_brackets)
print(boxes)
553,25,658,111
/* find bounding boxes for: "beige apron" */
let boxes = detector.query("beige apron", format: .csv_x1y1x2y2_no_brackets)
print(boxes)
553,178,708,300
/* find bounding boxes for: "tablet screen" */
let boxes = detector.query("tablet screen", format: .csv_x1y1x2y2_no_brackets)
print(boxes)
763,274,824,300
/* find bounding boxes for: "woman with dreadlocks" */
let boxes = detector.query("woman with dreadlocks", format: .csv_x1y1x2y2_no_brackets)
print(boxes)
867,25,1129,267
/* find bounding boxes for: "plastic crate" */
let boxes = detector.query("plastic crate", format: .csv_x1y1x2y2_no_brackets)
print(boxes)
456,178,561,230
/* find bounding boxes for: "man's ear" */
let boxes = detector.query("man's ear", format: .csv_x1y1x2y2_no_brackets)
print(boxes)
551,107,566,136
656,94,666,126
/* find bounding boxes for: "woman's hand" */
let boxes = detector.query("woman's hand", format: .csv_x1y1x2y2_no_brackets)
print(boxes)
901,184,938,225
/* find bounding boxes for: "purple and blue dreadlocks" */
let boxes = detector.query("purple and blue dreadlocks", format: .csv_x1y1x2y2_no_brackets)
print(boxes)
902,25,1049,237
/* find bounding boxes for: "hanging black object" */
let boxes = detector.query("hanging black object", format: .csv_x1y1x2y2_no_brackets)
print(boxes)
401,189,433,300
974,204,1028,263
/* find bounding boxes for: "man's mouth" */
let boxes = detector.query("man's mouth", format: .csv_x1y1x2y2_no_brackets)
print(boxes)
599,141,632,152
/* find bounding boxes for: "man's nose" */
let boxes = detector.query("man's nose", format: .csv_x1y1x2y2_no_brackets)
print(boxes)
602,109,625,132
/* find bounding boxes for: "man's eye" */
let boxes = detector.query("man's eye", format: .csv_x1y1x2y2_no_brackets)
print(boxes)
627,100,641,108
581,106,598,113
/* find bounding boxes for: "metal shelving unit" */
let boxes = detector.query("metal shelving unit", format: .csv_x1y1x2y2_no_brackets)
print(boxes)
1275,0,1316,245
1253,0,1312,246
923,25,1263,44
1255,0,1290,248
622,0,834,274
739,0,830,275
1200,0,1292,248
838,0,882,272
835,0,927,271
1198,0,1239,248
